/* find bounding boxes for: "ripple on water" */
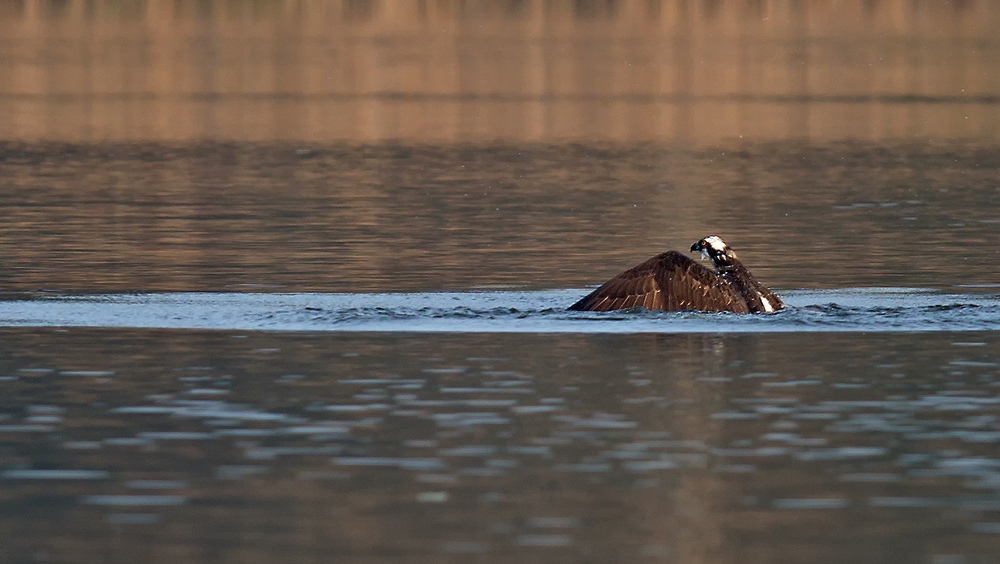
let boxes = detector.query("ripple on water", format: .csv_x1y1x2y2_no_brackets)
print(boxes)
772,498,851,509
2,470,109,480
0,288,994,333
5,305,1000,561
81,495,188,506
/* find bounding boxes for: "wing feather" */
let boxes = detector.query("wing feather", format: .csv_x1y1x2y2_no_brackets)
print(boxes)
568,252,749,313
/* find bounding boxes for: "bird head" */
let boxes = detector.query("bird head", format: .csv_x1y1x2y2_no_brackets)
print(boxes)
691,236,737,271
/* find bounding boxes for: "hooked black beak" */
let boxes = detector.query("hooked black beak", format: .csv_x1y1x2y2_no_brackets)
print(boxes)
690,241,702,252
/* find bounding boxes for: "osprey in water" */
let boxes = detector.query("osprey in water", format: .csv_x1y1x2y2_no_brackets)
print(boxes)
568,236,783,314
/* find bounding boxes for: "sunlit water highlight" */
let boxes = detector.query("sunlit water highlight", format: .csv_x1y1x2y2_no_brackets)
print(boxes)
0,288,996,333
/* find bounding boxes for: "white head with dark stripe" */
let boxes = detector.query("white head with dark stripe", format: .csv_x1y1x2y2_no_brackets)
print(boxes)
691,236,738,272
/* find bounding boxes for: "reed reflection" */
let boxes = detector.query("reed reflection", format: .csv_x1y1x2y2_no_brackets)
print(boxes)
1,141,998,294
0,0,996,142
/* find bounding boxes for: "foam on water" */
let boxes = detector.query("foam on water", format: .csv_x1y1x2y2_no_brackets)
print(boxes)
0,288,996,333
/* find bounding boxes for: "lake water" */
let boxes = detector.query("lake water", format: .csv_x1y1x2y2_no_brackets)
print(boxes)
5,327,1000,564
3,2,1000,564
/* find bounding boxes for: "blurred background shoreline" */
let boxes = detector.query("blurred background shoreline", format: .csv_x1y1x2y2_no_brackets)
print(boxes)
1,0,998,143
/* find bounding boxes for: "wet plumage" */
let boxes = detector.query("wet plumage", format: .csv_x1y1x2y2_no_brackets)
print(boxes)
568,236,783,314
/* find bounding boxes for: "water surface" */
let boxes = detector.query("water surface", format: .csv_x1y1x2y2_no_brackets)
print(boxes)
2,3,1000,562
0,288,997,333
3,329,1000,564
1,137,1000,564
1,141,999,293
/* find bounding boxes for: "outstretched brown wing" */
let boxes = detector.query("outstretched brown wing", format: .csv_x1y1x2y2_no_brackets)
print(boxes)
568,251,750,313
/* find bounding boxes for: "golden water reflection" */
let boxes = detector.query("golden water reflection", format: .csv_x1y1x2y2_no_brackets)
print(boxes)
1,140,998,294
1,0,998,143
